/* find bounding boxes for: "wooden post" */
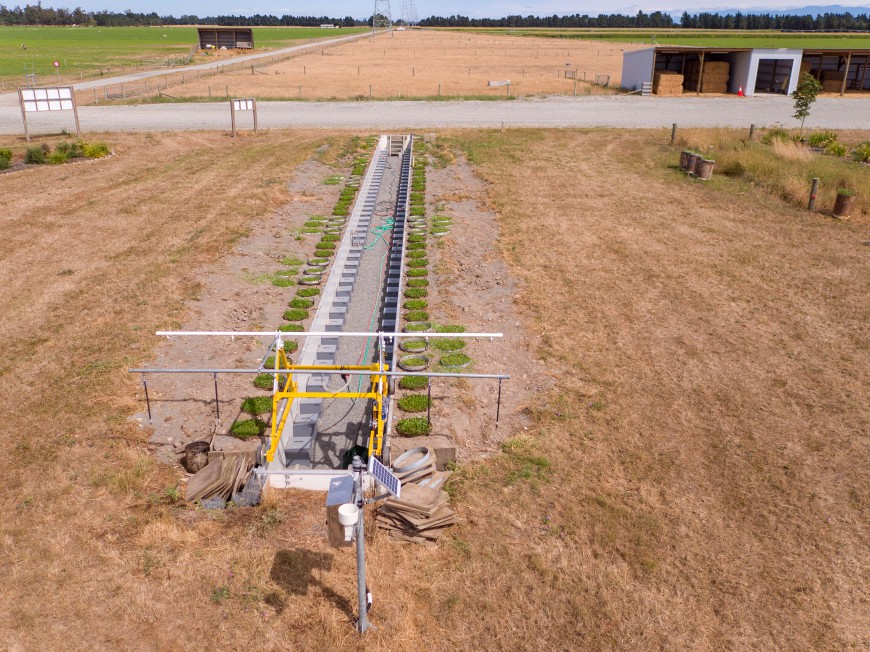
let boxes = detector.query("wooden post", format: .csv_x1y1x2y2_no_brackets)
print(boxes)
71,93,81,137
369,84,372,99
749,123,756,140
225,84,228,97
840,52,852,96
573,79,577,96
252,99,258,135
671,123,677,145
808,178,819,211
438,83,440,97
230,99,236,137
697,51,705,95
208,85,211,97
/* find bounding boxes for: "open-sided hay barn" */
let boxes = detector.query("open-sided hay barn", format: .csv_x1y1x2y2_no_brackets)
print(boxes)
197,27,254,50
623,46,870,96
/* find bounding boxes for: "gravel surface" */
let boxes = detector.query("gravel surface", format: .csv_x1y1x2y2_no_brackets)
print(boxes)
2,95,867,134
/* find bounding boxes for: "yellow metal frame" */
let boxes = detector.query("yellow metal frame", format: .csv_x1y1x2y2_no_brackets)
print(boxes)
265,347,389,463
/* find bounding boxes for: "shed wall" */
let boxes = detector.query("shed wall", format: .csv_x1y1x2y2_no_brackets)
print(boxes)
621,49,655,90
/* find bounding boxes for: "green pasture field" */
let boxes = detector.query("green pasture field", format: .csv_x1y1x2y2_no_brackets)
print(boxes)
0,25,367,84
450,27,870,49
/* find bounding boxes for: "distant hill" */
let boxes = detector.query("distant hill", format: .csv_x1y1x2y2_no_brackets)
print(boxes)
686,5,870,17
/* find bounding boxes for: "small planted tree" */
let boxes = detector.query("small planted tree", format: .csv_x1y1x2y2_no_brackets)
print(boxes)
792,73,823,138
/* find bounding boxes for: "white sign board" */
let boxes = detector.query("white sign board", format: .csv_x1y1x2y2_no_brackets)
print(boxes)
488,80,511,87
232,99,254,111
21,87,74,112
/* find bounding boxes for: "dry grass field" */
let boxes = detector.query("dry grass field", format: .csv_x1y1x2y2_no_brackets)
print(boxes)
83,30,637,104
0,127,867,650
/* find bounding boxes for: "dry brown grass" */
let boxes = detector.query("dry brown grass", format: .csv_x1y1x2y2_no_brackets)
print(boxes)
441,128,869,650
0,127,867,651
82,30,638,104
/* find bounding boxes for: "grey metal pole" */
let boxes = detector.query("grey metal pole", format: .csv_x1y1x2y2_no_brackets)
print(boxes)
352,455,371,633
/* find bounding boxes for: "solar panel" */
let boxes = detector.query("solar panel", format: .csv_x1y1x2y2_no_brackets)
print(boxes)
368,456,401,498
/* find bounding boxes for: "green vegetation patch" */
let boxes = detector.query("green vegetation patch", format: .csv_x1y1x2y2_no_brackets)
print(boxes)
283,308,309,321
230,418,266,439
278,323,305,332
404,287,428,298
404,310,430,322
439,353,472,368
404,299,428,311
435,324,466,333
241,396,272,415
399,375,429,390
253,373,274,390
432,338,466,352
406,269,428,278
398,393,431,413
396,417,432,437
407,279,429,288
297,288,321,298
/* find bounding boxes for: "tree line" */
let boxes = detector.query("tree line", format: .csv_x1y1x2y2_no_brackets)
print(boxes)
0,5,364,26
419,11,870,31
1,4,868,31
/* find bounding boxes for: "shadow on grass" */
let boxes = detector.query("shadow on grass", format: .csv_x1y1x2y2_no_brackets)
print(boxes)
269,548,354,619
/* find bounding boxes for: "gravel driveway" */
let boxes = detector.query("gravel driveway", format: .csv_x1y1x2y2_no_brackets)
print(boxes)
2,93,867,135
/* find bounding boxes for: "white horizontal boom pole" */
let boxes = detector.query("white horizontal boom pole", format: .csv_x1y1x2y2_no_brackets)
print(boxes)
156,330,503,339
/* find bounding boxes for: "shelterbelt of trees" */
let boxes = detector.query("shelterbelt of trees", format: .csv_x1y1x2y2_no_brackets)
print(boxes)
419,11,870,31
0,3,868,31
0,5,363,26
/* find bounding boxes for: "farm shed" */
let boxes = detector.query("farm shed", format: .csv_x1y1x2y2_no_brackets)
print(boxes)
197,27,254,50
622,46,870,96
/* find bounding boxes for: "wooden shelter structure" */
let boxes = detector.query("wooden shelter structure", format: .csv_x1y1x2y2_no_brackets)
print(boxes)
197,27,254,50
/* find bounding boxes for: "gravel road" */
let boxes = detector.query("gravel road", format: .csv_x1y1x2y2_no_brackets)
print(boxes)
2,94,867,135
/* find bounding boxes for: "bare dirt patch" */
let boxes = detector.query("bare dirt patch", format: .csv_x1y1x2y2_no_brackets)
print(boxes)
92,30,638,103
391,148,551,462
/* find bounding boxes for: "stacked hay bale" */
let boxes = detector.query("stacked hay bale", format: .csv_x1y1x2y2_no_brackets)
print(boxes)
684,60,730,93
653,71,684,96
820,70,845,92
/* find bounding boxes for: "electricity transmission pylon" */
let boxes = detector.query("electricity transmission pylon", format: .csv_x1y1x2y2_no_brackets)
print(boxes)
372,0,393,35
399,0,416,25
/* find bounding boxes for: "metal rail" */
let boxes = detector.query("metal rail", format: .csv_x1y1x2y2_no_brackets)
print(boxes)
154,330,503,338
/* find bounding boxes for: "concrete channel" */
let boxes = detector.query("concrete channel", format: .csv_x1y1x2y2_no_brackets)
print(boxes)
266,134,412,489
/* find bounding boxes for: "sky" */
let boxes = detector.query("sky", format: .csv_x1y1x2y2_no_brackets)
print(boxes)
72,1,870,19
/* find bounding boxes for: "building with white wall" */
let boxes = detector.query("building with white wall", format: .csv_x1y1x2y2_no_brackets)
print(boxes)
622,45,870,96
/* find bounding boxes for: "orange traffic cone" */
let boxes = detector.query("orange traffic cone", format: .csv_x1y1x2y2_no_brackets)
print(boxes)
738,86,744,97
